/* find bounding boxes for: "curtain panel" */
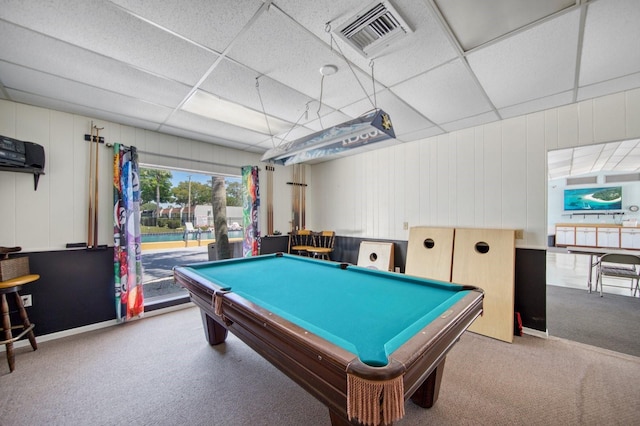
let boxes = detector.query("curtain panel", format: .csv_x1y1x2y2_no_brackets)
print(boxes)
113,144,144,321
242,166,260,257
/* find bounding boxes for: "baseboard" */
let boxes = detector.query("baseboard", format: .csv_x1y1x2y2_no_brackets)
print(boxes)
523,326,549,339
0,302,195,353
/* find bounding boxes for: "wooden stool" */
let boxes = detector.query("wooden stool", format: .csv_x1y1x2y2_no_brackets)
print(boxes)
1,274,39,372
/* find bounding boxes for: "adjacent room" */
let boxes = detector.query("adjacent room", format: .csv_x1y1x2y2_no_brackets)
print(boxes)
1,1,639,425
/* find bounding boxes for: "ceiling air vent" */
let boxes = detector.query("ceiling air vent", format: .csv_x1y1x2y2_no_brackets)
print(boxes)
605,173,640,183
334,1,412,58
566,176,597,186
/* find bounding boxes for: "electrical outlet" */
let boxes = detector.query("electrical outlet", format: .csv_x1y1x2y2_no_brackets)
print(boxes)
403,222,408,230
515,229,524,240
21,294,32,307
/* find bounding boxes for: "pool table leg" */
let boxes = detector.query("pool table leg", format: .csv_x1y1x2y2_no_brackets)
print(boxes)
410,358,446,408
328,408,360,426
201,312,228,345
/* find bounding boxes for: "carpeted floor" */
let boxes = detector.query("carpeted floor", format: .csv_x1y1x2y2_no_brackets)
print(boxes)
546,284,640,358
1,306,639,425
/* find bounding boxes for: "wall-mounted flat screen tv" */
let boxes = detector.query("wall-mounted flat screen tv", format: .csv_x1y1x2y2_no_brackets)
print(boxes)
564,186,622,211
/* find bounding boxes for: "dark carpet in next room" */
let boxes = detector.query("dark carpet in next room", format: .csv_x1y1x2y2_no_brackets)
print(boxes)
546,284,640,357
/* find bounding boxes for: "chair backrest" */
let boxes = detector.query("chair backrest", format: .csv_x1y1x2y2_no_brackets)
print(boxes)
185,222,195,232
315,231,335,249
290,229,314,250
600,253,640,266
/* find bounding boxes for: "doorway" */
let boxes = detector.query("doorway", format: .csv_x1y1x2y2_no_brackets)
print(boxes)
546,139,640,357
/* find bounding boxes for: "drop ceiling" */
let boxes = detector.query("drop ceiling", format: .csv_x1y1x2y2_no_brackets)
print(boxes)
1,0,639,172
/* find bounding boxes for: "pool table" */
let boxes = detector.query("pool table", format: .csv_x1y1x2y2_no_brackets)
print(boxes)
174,253,483,426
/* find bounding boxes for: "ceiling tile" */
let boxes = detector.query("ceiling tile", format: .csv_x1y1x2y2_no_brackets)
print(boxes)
393,59,494,124
580,0,640,86
498,91,574,119
0,0,217,85
0,22,191,108
200,59,332,124
578,72,640,102
300,110,353,132
1,63,173,123
158,124,260,152
163,110,270,146
467,9,580,109
110,0,265,52
395,126,444,142
227,5,371,111
6,89,167,133
435,0,576,51
441,110,500,132
339,89,435,137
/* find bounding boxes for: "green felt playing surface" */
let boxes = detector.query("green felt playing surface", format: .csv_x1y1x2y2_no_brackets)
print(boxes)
187,254,470,366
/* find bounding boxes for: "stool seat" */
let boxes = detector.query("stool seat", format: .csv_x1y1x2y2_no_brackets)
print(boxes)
0,274,40,290
1,273,39,373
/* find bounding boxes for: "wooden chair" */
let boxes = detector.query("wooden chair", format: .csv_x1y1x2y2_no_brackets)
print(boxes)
289,229,315,256
595,253,640,297
0,247,38,372
308,231,335,260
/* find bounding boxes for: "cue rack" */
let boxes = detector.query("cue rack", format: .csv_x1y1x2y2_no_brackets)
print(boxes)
84,122,104,249
287,163,307,231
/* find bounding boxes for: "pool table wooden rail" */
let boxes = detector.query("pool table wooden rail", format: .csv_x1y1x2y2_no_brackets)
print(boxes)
174,263,483,426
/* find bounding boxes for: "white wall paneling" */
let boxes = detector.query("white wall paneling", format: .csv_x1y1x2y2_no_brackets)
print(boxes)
627,88,640,137
3,86,640,252
593,92,626,143
501,116,528,235
0,99,265,251
526,112,548,247
557,103,579,149
310,87,640,249
455,128,476,227
482,121,503,228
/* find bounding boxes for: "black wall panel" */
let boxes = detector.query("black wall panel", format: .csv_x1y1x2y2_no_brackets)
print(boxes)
12,248,115,336
6,237,546,338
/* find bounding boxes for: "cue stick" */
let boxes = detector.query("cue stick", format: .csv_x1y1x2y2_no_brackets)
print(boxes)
87,123,95,248
266,165,274,235
93,125,103,246
301,164,306,229
291,165,297,230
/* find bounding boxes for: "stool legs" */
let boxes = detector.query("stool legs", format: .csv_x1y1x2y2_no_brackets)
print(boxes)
15,292,37,351
1,293,15,372
1,291,37,372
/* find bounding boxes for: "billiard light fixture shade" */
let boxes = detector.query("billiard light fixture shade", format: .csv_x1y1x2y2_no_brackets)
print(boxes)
261,109,395,166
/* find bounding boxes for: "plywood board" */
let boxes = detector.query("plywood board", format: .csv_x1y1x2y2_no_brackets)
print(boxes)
452,228,515,343
405,227,454,282
356,241,395,271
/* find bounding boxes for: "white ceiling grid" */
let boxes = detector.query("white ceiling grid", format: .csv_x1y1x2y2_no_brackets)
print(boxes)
0,0,639,174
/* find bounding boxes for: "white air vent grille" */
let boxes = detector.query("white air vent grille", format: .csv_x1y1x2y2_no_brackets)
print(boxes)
335,1,412,58
566,176,597,186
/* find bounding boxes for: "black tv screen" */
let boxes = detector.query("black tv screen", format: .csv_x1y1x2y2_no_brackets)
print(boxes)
564,186,622,211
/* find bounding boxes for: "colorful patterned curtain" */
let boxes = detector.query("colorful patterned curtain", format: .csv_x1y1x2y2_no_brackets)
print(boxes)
241,166,260,257
113,144,144,322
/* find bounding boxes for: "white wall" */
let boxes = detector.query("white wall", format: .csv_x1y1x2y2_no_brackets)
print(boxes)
3,87,640,252
0,99,295,251
309,88,640,249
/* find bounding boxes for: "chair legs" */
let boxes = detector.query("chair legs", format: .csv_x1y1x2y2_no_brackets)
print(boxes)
1,291,37,372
